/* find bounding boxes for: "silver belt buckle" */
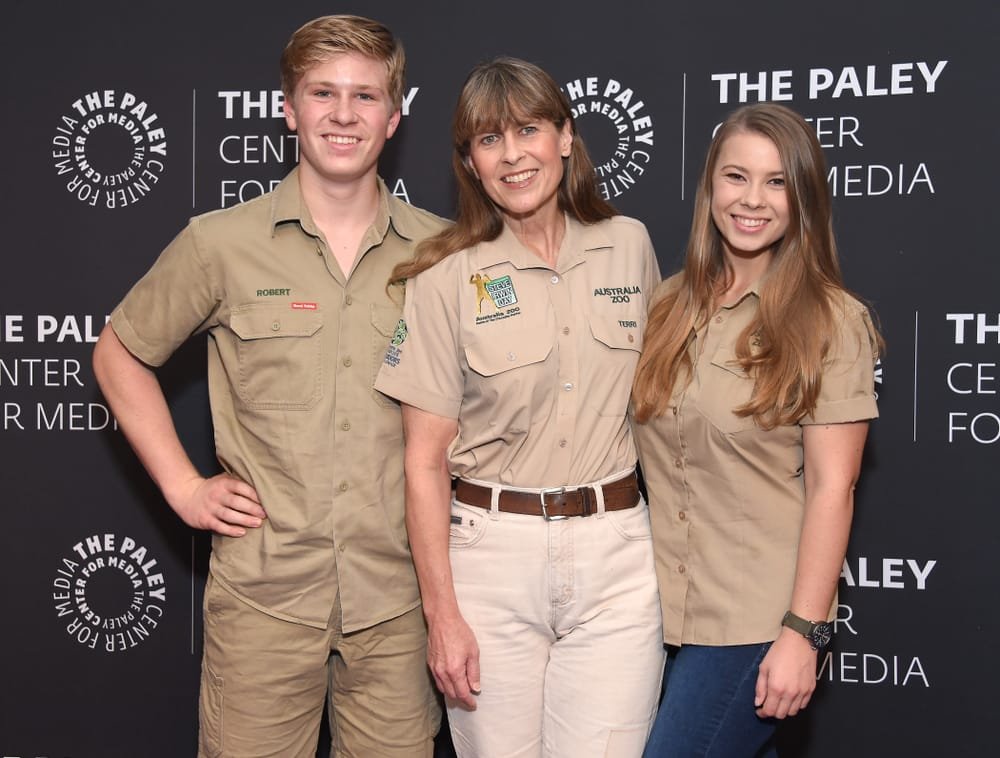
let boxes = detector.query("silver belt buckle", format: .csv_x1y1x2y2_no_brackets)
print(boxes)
539,486,568,521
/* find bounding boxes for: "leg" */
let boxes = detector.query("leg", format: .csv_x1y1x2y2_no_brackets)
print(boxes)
643,643,778,758
197,574,329,758
328,605,441,757
544,501,665,757
447,501,554,758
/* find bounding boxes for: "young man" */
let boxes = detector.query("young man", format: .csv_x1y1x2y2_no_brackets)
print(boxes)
93,15,445,757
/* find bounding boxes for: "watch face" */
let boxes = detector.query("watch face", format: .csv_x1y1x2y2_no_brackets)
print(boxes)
811,622,833,650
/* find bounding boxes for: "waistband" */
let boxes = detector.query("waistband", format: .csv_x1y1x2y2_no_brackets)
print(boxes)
454,470,639,520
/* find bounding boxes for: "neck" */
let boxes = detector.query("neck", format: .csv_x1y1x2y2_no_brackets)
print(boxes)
297,165,381,231
503,205,566,268
718,249,772,306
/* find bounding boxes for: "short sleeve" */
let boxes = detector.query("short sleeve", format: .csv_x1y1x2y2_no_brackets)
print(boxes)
802,297,879,425
110,219,220,367
374,262,465,419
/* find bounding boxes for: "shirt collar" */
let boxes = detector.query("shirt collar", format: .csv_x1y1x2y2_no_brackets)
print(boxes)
475,214,615,271
269,168,411,245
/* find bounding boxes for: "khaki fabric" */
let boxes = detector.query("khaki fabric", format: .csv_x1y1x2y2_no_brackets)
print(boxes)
198,576,439,758
633,275,879,646
375,215,661,487
112,169,447,630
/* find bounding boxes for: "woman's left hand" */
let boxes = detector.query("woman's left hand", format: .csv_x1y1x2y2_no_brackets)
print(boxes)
753,627,818,719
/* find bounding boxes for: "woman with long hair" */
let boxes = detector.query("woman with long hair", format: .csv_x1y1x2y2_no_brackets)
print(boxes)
376,57,664,757
632,102,881,756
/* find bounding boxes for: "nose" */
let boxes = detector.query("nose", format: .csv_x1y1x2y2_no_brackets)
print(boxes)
501,130,523,164
328,94,357,125
740,181,765,208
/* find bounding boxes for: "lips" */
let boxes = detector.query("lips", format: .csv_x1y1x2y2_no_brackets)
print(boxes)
501,169,538,184
732,215,768,230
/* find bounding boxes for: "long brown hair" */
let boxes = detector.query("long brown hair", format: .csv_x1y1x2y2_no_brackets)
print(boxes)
633,103,880,428
392,57,616,283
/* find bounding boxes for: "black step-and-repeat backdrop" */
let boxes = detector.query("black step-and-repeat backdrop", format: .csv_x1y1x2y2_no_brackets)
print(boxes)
1,1,995,756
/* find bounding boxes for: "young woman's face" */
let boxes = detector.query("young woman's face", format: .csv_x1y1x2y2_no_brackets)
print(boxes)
710,131,790,262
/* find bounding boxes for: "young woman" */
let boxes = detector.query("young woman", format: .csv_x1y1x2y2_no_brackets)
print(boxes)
375,58,664,757
632,103,881,757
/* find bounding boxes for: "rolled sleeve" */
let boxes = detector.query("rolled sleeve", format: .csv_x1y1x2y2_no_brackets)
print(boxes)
803,299,879,425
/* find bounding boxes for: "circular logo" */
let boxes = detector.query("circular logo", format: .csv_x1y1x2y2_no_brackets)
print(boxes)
563,75,654,200
51,533,167,652
51,89,168,209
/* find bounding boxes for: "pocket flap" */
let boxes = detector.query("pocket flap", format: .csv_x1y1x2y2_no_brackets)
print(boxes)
231,305,322,340
464,329,553,377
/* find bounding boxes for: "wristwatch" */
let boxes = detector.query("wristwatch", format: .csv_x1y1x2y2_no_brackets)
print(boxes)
781,611,833,650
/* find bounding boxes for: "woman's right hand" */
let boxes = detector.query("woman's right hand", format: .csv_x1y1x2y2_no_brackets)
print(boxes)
427,610,481,710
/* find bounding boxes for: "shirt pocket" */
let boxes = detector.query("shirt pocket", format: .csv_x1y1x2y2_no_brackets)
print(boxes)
585,313,642,418
463,327,554,433
230,304,323,409
696,343,758,434
371,304,402,408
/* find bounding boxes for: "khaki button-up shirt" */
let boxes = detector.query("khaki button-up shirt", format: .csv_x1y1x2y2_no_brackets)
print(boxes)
111,169,447,631
634,276,879,645
375,216,660,487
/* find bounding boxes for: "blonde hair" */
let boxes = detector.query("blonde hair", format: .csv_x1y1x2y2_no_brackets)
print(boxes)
392,57,615,283
280,15,405,109
633,103,881,428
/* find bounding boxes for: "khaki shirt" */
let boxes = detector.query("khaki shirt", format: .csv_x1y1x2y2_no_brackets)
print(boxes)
111,169,448,631
375,216,660,487
634,275,879,645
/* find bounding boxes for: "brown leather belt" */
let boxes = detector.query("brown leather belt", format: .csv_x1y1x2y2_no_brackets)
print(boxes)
454,471,639,520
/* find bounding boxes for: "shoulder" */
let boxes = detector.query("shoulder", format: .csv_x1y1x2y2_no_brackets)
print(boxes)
388,194,451,241
651,271,685,303
186,190,274,242
604,214,652,242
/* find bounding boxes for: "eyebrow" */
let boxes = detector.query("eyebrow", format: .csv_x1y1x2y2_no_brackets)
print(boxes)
719,163,784,176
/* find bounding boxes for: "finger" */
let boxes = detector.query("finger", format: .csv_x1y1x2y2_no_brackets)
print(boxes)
210,518,248,538
226,478,262,505
467,651,482,694
218,506,265,528
753,668,768,708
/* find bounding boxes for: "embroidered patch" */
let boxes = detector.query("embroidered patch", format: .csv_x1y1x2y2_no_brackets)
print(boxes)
470,272,519,314
391,319,408,347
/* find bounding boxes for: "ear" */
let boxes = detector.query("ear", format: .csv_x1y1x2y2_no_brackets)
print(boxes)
385,108,402,140
559,121,573,158
464,155,480,181
283,92,298,133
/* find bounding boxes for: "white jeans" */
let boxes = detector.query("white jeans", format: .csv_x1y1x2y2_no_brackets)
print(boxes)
447,475,665,758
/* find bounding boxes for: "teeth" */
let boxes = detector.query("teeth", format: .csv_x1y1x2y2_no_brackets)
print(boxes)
735,216,766,227
502,170,537,183
325,135,359,145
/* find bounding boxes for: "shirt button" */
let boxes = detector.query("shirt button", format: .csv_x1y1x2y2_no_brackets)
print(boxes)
550,275,560,284
558,439,568,448
671,406,677,415
674,458,683,467
715,315,723,323
677,564,686,574
563,382,574,391
628,334,635,343
343,356,353,367
507,352,516,361
338,481,348,492
341,421,351,431
339,544,347,553
562,327,570,335
345,294,353,305
271,321,281,331
678,510,687,521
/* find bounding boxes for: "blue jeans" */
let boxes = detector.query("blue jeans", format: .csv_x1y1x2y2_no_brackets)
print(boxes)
643,643,778,758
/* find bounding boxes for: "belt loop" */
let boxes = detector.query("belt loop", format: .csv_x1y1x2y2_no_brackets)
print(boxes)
489,486,501,520
595,481,607,518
